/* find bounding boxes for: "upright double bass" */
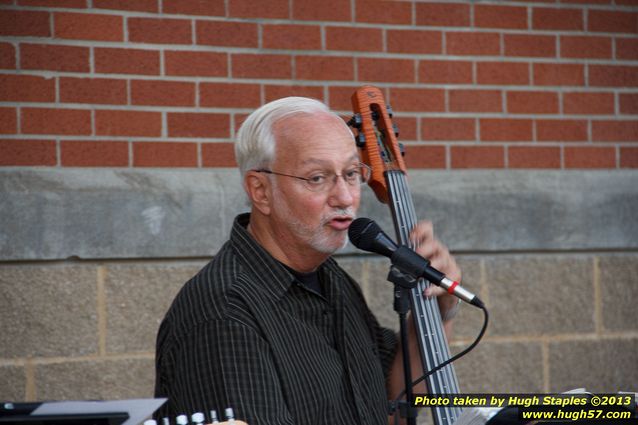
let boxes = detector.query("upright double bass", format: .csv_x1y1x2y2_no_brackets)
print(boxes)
349,86,462,425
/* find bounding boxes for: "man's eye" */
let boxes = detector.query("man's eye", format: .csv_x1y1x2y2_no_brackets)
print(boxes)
307,175,327,184
344,169,360,180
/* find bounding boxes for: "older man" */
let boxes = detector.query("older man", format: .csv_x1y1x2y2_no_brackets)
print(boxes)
154,97,460,425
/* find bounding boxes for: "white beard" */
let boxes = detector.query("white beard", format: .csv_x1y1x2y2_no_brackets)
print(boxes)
277,201,355,254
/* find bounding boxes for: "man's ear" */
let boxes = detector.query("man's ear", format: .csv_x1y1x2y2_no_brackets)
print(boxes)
244,171,272,215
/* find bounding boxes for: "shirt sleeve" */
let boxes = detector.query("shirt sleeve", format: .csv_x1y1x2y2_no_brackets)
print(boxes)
155,319,295,425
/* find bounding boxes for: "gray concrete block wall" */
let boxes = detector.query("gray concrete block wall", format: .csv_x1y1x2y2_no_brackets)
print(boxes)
340,254,638,395
2,252,635,404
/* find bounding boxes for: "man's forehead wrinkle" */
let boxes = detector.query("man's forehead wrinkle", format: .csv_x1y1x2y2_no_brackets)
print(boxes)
299,153,359,166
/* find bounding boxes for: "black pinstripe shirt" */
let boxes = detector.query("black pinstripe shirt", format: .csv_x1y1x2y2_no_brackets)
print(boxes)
154,213,398,425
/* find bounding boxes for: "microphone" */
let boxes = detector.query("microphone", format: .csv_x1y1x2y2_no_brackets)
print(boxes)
348,218,484,308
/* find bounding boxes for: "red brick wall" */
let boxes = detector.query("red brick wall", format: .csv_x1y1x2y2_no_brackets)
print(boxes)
1,0,637,169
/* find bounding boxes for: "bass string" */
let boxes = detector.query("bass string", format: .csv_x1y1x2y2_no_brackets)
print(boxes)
399,170,461,423
387,171,462,425
401,172,460,397
388,171,451,395
389,171,461,424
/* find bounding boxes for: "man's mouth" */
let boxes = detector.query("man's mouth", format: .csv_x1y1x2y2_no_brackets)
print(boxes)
327,216,354,230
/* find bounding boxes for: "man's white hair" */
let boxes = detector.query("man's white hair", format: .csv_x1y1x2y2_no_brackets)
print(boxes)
235,96,335,179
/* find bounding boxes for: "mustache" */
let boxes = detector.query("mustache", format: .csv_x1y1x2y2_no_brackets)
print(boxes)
322,208,356,224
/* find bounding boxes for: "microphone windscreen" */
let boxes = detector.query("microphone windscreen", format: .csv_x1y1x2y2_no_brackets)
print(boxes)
348,217,380,250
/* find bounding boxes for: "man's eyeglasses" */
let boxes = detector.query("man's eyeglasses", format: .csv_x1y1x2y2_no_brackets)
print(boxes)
254,163,372,192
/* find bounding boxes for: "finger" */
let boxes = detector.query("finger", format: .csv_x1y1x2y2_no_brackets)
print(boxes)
423,284,446,298
415,238,441,259
423,285,458,316
409,221,433,248
426,241,447,267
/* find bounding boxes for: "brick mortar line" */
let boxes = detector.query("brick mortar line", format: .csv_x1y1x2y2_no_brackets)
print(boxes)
1,136,236,142
127,139,132,167
4,70,638,90
0,358,25,367
5,78,638,96
6,4,638,28
6,136,638,146
479,258,489,307
8,102,638,119
616,145,622,167
24,359,36,401
2,251,637,267
229,114,236,140
528,61,534,88
126,79,131,106
450,331,638,346
361,259,371,301
11,40,20,72
542,339,550,392
159,49,165,77
503,144,509,168
97,265,107,356
90,109,95,138
256,19,263,50
55,138,61,166
0,352,156,367
160,111,167,138
0,257,212,267
410,2,416,27
15,103,21,134
189,18,195,46
3,38,638,65
349,0,355,25
7,107,638,119
46,8,54,39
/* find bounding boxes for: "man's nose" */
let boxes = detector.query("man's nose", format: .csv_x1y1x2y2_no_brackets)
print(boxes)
328,175,356,207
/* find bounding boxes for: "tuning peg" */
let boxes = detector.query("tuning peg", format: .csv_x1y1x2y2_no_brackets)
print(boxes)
355,133,366,148
386,104,394,118
399,143,405,157
175,415,188,425
371,111,379,121
347,114,362,129
393,123,399,137
225,408,236,424
192,412,205,425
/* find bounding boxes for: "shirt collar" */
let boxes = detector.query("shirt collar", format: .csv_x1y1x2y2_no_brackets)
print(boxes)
230,213,348,299
228,213,298,301
229,213,345,302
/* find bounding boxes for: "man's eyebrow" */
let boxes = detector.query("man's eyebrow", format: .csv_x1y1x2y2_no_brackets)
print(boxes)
300,154,360,166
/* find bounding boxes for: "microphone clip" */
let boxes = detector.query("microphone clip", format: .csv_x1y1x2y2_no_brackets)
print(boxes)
387,266,418,290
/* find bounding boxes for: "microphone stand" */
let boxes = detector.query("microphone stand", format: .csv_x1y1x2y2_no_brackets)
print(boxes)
387,267,419,425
